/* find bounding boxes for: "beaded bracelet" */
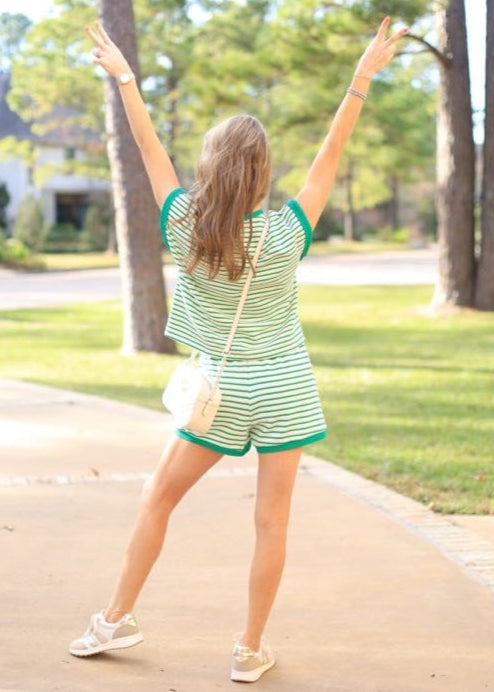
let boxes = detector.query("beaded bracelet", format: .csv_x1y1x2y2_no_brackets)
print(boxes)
346,86,367,101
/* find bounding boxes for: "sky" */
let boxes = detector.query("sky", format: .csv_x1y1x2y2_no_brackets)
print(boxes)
2,0,487,142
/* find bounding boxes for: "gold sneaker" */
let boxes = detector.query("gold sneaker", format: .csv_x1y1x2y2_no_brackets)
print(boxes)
230,633,275,682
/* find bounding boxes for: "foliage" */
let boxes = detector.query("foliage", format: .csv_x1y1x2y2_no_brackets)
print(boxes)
43,223,81,253
0,231,28,262
350,0,434,26
13,195,47,252
372,225,410,243
0,231,45,269
0,12,32,70
79,197,112,251
8,2,102,137
6,0,437,225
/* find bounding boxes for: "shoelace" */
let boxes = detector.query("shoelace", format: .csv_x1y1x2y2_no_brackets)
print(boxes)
82,614,110,647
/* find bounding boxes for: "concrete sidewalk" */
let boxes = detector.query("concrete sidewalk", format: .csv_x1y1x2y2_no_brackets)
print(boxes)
2,378,494,692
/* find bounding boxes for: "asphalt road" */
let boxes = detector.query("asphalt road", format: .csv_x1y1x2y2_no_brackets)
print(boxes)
0,247,439,310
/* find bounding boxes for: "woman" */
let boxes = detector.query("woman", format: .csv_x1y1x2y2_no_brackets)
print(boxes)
70,15,408,682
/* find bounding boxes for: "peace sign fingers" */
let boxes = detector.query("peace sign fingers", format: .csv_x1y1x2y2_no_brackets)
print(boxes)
376,15,392,41
383,26,410,47
84,20,131,78
85,22,112,48
95,20,113,45
85,24,103,48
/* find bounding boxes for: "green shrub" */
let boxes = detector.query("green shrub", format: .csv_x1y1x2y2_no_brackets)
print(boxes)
373,226,410,243
42,223,80,253
0,231,28,260
81,199,111,251
13,195,47,252
0,231,44,269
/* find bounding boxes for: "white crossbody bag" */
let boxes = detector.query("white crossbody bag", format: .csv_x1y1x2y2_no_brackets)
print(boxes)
162,214,270,436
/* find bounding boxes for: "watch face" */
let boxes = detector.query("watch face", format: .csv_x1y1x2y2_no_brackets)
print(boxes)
119,73,133,84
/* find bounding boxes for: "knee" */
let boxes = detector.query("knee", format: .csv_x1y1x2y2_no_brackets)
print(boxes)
254,508,289,536
140,475,177,515
140,475,156,505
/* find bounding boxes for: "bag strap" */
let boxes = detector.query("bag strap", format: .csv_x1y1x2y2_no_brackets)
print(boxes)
198,212,270,392
223,212,270,357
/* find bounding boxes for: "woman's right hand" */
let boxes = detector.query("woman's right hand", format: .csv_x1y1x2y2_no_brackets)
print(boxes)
85,20,132,78
355,16,409,79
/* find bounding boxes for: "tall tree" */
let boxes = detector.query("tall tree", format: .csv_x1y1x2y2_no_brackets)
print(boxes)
355,1,487,310
475,0,494,310
98,0,175,354
430,0,475,308
0,12,31,70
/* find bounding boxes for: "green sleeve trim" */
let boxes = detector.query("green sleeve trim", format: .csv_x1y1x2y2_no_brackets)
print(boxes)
286,199,313,259
159,187,186,249
175,429,252,457
256,429,327,454
244,208,264,220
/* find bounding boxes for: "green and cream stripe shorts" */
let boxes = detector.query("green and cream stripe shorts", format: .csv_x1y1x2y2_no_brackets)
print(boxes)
176,348,327,456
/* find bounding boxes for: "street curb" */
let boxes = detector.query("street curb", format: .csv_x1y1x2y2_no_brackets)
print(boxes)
302,454,494,597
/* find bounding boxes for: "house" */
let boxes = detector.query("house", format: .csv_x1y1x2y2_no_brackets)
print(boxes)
0,70,110,234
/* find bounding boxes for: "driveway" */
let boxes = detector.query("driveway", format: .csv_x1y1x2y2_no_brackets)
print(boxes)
2,377,494,692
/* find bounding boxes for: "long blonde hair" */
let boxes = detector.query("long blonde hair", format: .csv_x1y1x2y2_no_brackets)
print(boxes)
185,115,271,281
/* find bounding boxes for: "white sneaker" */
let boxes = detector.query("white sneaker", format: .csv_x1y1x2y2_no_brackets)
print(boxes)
230,633,275,682
69,611,144,657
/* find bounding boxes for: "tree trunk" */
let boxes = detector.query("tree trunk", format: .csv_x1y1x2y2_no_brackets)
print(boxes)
343,163,355,241
475,0,494,310
389,175,400,230
99,0,175,354
431,0,475,308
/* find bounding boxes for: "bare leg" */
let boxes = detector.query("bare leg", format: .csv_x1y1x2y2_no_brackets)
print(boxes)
239,447,302,650
103,436,222,622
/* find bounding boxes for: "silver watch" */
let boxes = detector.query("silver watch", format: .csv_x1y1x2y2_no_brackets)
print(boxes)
117,72,135,85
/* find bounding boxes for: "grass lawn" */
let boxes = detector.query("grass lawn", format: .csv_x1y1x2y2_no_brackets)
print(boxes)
1,285,492,515
308,239,411,255
38,251,121,271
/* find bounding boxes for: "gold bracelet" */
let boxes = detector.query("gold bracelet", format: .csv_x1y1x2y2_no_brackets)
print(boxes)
354,73,372,80
346,87,367,101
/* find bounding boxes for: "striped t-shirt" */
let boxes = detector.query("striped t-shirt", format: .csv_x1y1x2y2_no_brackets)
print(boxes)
159,187,313,360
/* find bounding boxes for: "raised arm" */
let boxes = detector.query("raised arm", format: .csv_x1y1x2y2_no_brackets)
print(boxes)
86,21,179,208
295,16,409,229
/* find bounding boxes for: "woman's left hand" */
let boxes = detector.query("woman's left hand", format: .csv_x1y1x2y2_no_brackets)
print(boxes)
85,20,132,78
